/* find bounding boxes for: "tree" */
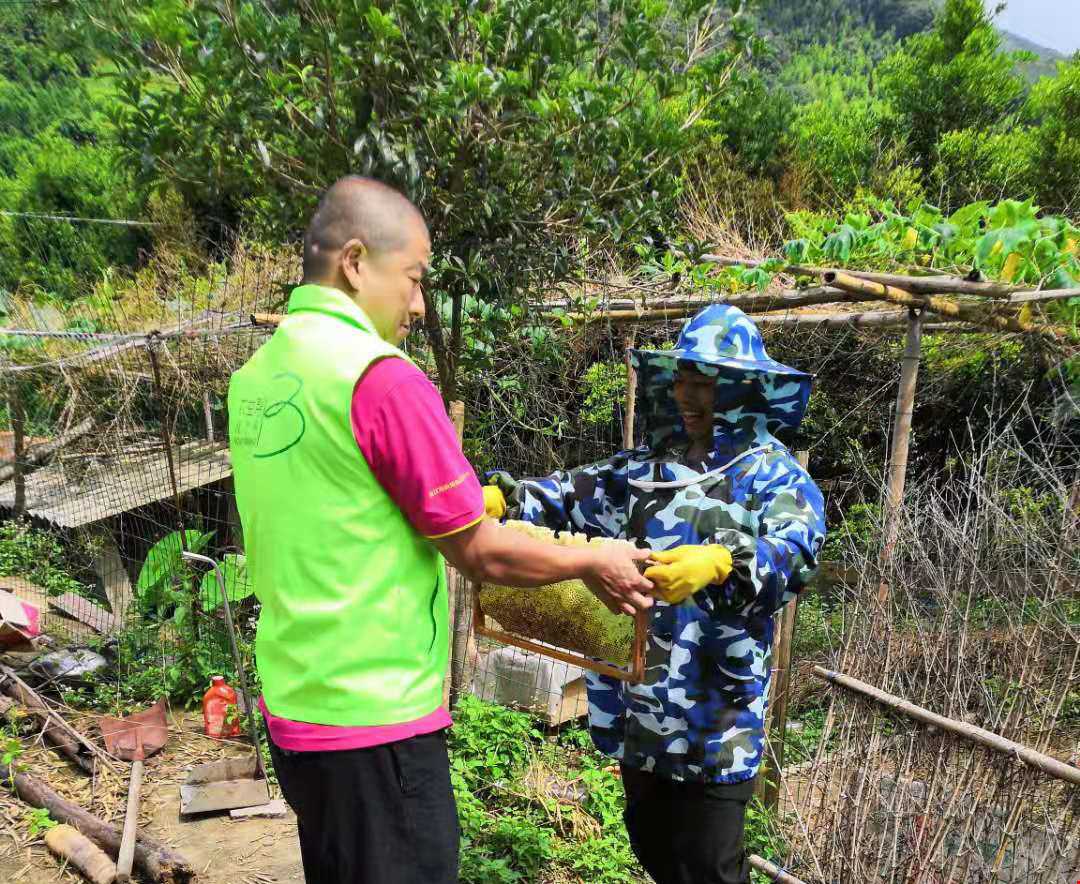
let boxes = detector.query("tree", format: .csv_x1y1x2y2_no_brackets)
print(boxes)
88,0,753,399
878,0,1027,170
0,4,142,301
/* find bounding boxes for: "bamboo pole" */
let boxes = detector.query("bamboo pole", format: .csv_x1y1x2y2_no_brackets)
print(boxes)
760,451,809,810
701,255,1027,298
877,310,922,606
812,666,1080,787
749,854,807,884
622,334,637,449
824,271,1068,340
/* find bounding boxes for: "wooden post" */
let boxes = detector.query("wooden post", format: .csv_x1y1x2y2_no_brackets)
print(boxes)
9,390,25,518
760,450,808,810
877,309,922,606
622,334,637,450
447,401,472,708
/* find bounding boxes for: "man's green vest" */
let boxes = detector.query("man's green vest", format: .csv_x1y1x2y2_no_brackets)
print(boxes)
228,284,448,726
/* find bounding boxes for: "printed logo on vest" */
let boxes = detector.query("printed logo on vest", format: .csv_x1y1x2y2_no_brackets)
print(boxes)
234,372,307,458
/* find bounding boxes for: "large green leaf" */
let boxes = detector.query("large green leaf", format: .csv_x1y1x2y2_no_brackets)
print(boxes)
135,530,214,603
199,554,253,612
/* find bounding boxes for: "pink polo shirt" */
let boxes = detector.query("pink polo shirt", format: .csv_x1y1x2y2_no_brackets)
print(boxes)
259,357,483,751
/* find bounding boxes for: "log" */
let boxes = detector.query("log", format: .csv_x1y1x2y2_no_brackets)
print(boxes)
0,417,95,484
749,854,807,884
813,666,1080,787
44,824,118,884
0,665,118,775
3,767,194,882
823,272,1069,340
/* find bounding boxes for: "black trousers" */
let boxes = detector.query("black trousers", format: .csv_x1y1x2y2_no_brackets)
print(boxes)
621,764,753,884
268,729,459,884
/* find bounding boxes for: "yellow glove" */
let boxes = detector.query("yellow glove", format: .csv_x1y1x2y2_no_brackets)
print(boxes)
482,485,506,519
644,544,733,604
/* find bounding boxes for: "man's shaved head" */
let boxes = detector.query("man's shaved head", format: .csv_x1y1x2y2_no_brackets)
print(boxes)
303,176,427,280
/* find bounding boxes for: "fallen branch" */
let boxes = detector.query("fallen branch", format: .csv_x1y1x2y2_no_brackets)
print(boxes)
813,666,1080,787
0,665,118,775
2,766,193,883
823,272,1069,341
0,417,95,483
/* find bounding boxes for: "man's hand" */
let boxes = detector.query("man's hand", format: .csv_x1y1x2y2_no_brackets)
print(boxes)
644,544,733,605
580,545,655,616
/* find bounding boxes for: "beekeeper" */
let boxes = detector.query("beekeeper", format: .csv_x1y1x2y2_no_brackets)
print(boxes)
228,175,654,884
484,305,826,884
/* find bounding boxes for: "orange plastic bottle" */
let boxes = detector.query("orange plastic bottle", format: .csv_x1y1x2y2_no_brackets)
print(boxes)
202,676,241,739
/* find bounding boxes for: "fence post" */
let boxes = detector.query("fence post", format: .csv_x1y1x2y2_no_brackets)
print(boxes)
760,449,808,810
9,389,25,518
446,401,472,708
877,308,923,606
622,333,637,450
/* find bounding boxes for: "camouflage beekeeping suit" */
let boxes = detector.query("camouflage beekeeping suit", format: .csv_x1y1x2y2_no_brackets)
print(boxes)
510,305,825,784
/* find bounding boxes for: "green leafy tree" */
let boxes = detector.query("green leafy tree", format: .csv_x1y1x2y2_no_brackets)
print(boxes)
90,0,754,399
878,0,1027,171
0,5,142,301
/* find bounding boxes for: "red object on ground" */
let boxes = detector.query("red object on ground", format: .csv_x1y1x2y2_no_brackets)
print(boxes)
202,676,240,739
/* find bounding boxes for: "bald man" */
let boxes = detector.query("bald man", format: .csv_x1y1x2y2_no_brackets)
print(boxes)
227,177,654,884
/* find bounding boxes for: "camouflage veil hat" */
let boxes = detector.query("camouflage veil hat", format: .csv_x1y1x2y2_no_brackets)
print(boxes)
629,304,812,448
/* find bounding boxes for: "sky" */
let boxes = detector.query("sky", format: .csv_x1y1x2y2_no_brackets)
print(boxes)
988,0,1080,55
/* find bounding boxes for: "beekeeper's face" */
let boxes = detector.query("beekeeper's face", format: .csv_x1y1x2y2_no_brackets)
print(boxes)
673,364,716,444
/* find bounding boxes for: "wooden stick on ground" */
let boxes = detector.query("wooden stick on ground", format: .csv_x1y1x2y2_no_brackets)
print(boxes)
2,766,194,883
813,666,1080,787
0,666,118,775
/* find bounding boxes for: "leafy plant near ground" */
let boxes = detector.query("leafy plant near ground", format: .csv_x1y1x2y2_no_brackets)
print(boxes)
135,529,254,628
449,695,787,882
24,808,56,838
0,520,91,597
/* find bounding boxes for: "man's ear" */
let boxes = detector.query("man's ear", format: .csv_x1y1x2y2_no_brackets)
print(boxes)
340,238,368,291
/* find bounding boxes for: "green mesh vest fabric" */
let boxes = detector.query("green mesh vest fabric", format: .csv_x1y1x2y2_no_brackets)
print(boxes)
228,284,448,726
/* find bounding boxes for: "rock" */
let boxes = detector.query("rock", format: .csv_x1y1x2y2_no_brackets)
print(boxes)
29,648,109,683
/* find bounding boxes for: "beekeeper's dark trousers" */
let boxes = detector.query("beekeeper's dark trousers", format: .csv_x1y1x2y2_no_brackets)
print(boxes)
268,729,459,884
621,764,754,884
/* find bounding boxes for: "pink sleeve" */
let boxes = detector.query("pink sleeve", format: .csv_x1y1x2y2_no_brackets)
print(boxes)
351,358,485,538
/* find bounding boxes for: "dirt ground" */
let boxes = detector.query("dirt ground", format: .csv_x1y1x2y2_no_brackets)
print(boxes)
0,708,304,883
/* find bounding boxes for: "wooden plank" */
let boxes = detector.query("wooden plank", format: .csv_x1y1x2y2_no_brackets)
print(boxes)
179,778,270,815
92,530,133,625
49,593,118,634
183,755,257,785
